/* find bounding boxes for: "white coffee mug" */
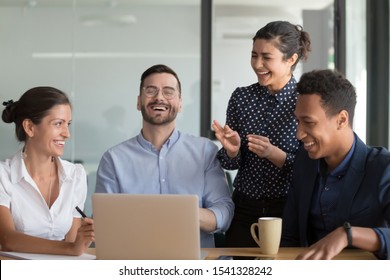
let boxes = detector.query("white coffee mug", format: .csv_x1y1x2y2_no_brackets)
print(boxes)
250,217,282,255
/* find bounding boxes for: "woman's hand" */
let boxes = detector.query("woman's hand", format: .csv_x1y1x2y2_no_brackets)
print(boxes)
246,134,286,168
71,217,95,256
247,134,274,158
212,120,241,158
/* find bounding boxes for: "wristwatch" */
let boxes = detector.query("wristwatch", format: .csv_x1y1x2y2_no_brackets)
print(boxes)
344,222,353,247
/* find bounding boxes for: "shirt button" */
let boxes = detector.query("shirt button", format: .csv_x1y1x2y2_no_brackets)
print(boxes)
161,179,165,182
324,186,329,191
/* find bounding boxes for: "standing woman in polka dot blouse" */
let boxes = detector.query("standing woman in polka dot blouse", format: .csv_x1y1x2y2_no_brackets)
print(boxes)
212,21,311,248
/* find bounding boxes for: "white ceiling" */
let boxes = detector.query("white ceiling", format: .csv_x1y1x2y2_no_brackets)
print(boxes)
215,0,333,9
0,0,333,10
0,0,333,40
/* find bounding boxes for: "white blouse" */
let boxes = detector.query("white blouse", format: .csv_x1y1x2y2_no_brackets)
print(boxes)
0,151,87,240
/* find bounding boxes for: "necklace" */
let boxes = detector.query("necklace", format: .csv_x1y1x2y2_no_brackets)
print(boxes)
47,157,55,208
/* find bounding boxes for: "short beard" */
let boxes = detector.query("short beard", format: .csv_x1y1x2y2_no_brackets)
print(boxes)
140,104,178,125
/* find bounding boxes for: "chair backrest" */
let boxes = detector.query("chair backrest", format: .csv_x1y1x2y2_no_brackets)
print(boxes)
225,171,234,195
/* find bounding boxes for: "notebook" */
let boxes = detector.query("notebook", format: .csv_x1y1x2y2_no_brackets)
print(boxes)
92,193,201,260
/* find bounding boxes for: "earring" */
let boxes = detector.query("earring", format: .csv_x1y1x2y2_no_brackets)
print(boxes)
22,147,27,159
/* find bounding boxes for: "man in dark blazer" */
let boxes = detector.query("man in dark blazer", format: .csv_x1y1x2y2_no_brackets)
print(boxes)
281,69,390,259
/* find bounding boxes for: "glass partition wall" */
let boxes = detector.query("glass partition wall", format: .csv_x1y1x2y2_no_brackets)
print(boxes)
346,0,366,143
0,0,379,216
211,0,335,130
211,0,336,181
0,0,201,216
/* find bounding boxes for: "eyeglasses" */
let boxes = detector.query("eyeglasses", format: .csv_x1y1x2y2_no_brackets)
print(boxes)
142,86,178,100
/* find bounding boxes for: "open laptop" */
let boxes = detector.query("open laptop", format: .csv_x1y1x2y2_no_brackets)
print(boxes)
92,193,201,260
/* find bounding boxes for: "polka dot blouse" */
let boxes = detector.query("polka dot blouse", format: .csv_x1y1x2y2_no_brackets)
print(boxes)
217,77,300,199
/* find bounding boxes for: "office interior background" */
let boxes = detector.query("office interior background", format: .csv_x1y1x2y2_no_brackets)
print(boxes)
0,0,389,216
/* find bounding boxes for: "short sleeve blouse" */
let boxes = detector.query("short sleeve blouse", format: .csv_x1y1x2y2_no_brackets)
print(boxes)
0,151,87,240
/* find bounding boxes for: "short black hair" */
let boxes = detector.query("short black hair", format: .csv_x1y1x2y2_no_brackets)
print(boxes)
297,69,357,126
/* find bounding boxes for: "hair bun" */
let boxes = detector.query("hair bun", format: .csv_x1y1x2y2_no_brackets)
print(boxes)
2,99,17,123
2,99,14,107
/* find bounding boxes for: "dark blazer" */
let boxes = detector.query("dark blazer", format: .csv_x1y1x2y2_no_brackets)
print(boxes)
281,134,390,259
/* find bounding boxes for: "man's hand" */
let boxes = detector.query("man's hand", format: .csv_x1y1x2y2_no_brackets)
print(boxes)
296,227,348,260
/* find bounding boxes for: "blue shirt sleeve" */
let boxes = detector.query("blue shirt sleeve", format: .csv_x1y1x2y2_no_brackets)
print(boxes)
373,228,388,259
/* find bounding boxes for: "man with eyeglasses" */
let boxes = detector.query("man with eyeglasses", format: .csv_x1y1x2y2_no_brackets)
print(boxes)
95,64,234,248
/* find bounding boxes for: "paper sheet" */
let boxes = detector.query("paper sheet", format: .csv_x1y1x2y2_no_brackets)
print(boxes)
0,251,96,260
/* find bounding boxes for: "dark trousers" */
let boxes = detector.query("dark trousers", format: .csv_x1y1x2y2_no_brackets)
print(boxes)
225,191,287,248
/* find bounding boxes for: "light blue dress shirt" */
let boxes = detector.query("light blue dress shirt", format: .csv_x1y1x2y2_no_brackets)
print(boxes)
95,129,234,248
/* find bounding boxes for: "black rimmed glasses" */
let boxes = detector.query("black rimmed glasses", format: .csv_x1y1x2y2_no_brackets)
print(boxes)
142,86,178,100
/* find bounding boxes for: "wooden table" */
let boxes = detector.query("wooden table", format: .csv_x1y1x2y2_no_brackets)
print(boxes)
202,247,377,260
0,247,376,260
